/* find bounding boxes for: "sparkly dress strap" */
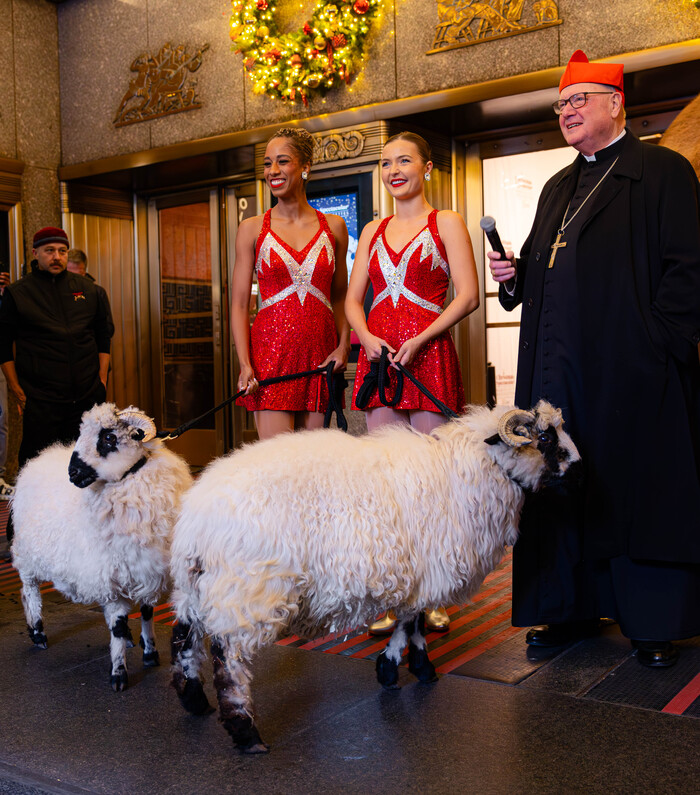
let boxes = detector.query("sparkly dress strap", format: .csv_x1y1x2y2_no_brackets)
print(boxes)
255,210,273,261
315,209,335,247
372,216,393,253
427,209,449,263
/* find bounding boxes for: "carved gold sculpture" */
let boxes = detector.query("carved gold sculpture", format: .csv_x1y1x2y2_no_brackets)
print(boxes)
429,0,561,54
114,42,210,127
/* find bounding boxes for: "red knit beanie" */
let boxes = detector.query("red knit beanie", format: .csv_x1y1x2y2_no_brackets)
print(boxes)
33,227,69,249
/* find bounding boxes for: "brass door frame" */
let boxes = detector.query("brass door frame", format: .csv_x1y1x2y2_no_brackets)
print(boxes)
147,188,225,464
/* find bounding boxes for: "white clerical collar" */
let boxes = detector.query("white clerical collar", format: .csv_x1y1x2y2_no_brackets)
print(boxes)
584,129,627,162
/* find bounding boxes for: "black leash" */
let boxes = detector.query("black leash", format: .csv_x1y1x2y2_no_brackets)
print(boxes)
157,362,347,440
355,346,459,420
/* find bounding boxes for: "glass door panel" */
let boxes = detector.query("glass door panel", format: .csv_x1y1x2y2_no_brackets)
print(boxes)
482,147,574,405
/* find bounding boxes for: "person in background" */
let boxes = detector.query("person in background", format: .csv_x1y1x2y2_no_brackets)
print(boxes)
0,228,114,473
67,248,94,280
345,131,479,634
231,127,350,440
488,50,700,667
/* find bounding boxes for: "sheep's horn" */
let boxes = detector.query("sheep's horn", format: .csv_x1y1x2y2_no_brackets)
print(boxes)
498,409,535,448
117,407,157,442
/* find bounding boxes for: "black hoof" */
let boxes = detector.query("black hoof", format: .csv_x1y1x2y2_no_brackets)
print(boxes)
28,626,48,649
142,650,160,667
110,667,128,692
172,674,214,715
375,650,400,689
408,644,438,683
222,714,267,753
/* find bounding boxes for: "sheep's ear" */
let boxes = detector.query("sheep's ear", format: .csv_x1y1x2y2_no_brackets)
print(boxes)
484,434,501,446
131,429,145,441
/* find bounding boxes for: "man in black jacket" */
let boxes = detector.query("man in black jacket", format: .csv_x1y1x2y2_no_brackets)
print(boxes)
0,227,114,469
487,51,700,667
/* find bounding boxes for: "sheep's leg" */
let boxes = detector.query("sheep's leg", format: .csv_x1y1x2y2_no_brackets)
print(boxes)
170,620,213,716
103,600,131,692
139,604,159,667
375,618,412,690
20,577,48,649
407,612,438,684
211,637,268,754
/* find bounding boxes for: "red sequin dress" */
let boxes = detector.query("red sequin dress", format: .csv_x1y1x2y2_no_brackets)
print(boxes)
352,210,465,413
238,209,339,412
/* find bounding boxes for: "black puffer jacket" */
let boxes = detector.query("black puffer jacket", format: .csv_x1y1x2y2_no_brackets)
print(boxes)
0,263,114,403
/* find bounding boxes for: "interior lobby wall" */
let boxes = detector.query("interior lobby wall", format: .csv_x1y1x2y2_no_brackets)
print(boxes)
57,0,700,168
0,0,62,258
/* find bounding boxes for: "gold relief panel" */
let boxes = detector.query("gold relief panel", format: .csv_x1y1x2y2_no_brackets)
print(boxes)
113,42,210,127
312,131,366,164
428,0,561,55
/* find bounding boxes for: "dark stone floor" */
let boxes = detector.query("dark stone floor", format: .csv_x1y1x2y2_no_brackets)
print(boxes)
1,584,698,794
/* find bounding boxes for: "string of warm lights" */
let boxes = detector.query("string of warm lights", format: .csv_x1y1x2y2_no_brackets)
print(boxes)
230,0,383,105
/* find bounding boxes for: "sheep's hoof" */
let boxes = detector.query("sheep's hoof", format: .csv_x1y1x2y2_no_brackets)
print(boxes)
29,629,48,649
172,673,214,715
375,650,400,690
142,650,160,667
110,667,129,692
407,644,438,684
223,715,268,754
242,742,270,755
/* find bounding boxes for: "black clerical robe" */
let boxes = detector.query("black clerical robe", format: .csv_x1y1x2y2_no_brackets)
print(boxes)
500,131,700,639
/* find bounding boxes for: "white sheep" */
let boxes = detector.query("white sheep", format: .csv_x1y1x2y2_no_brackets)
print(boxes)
11,403,192,691
169,400,580,753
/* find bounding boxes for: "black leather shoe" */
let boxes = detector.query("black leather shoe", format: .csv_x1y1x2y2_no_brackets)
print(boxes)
526,619,601,647
632,640,679,668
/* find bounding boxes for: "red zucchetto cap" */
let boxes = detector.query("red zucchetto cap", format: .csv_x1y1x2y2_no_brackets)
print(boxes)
32,227,69,249
559,50,625,103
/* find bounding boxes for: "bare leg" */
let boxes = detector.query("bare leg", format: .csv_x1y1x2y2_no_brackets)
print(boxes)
366,406,410,432
171,620,213,715
211,637,268,754
139,604,159,667
254,410,294,440
407,612,438,683
408,409,448,434
296,410,325,431
103,600,133,691
20,577,48,648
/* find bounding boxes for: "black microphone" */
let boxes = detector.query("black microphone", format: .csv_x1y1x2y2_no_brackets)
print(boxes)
480,215,515,292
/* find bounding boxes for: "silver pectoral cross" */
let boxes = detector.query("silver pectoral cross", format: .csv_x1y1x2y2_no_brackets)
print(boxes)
548,230,567,269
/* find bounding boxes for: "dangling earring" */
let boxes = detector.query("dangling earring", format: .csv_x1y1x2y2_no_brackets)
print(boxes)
424,172,431,182
302,171,308,180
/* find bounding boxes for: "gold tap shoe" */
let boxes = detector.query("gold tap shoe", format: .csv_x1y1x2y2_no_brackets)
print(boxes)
368,612,398,636
425,607,450,632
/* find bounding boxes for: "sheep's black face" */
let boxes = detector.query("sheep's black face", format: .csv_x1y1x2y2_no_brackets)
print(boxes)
68,451,99,488
534,424,580,485
96,428,119,458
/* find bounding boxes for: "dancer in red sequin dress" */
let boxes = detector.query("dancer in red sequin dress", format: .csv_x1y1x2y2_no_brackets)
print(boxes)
346,132,479,633
232,128,350,440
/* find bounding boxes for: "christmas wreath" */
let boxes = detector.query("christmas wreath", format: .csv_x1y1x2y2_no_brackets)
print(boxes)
230,0,383,105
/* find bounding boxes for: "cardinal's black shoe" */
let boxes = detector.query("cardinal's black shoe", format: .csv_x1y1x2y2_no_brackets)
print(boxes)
526,619,602,647
632,640,679,668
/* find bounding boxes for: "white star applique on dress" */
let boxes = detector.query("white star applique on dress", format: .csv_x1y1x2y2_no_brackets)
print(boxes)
256,233,334,311
370,229,450,314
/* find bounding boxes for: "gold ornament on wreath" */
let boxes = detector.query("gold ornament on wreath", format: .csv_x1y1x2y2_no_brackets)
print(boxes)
230,0,382,106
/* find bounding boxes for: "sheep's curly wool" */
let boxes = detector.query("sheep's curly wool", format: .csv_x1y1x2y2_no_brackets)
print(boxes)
171,402,577,661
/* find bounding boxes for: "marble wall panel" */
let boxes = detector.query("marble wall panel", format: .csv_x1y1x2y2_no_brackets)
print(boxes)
13,0,61,168
396,0,560,99
0,0,17,159
559,0,700,64
20,164,60,260
147,0,246,149
59,0,150,166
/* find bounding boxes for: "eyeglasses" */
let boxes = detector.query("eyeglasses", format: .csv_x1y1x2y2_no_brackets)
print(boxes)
552,91,614,115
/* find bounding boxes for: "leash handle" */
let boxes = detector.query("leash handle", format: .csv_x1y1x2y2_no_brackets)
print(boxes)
158,363,347,440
